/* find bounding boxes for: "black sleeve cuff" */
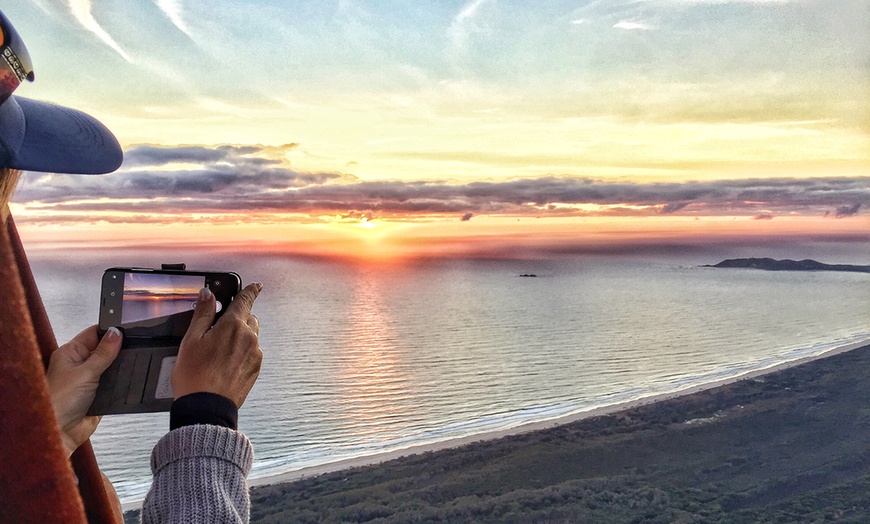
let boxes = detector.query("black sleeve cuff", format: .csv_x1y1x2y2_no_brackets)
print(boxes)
170,392,238,431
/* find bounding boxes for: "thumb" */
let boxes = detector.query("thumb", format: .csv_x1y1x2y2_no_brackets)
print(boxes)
85,327,122,374
184,287,217,342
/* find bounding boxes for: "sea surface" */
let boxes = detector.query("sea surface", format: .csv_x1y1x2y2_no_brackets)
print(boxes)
25,248,870,505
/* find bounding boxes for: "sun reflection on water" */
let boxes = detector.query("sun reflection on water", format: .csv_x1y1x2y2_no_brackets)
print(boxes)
333,269,420,442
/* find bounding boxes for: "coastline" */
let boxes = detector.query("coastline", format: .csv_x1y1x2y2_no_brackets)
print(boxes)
121,336,870,514
248,338,870,522
249,337,870,489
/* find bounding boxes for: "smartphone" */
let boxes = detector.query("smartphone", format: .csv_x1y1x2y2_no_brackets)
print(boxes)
89,267,241,415
98,267,240,339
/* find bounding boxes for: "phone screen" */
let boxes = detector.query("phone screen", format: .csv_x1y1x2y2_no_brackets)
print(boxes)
101,268,239,341
121,273,205,337
118,272,203,337
123,272,201,326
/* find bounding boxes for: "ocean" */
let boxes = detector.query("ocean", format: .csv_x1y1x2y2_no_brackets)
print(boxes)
25,248,870,505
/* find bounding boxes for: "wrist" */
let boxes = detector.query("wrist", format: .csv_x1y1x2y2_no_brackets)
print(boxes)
59,432,78,458
49,394,76,457
170,392,239,430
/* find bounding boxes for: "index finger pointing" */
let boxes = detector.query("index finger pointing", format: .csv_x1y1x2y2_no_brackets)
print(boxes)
223,282,263,321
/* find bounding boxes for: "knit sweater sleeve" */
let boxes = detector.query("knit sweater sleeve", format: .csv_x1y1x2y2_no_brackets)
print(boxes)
142,424,254,524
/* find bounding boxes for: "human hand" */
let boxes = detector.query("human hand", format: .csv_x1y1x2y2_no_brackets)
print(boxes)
47,326,122,457
172,283,263,408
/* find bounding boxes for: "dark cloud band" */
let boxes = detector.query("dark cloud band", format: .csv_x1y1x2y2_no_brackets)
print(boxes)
14,144,869,221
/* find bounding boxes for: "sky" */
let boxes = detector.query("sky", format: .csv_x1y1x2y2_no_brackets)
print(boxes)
5,0,869,261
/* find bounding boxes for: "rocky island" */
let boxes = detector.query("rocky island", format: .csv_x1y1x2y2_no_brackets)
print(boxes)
705,258,870,273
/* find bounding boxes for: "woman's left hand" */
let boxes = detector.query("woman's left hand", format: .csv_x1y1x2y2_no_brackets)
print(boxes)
46,325,122,457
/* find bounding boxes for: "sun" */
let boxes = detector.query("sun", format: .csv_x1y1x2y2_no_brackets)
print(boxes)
299,215,410,262
358,217,378,230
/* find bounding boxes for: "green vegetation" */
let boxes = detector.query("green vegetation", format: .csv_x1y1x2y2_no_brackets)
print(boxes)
249,345,870,523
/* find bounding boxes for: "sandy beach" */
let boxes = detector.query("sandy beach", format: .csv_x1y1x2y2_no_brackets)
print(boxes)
243,338,870,523
121,338,870,521
249,338,870,488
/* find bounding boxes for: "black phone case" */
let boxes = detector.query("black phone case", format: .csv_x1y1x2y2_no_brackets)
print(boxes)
87,339,179,415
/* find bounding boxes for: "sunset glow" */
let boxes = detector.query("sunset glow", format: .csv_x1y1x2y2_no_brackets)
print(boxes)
3,0,867,261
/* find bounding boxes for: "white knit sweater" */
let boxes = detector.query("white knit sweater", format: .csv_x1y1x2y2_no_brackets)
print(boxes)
142,424,254,523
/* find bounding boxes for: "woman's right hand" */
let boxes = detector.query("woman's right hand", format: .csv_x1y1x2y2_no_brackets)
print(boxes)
172,283,263,408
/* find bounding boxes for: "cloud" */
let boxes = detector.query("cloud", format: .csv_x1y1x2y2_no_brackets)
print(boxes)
17,145,341,203
835,203,862,218
13,144,870,223
155,0,194,39
340,210,375,222
461,212,474,221
449,0,495,50
613,21,654,31
668,0,794,3
123,145,262,166
658,202,690,214
68,0,132,62
753,212,774,220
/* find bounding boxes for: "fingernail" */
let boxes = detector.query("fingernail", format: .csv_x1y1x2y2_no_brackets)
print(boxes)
199,287,213,302
106,327,121,340
254,282,263,292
